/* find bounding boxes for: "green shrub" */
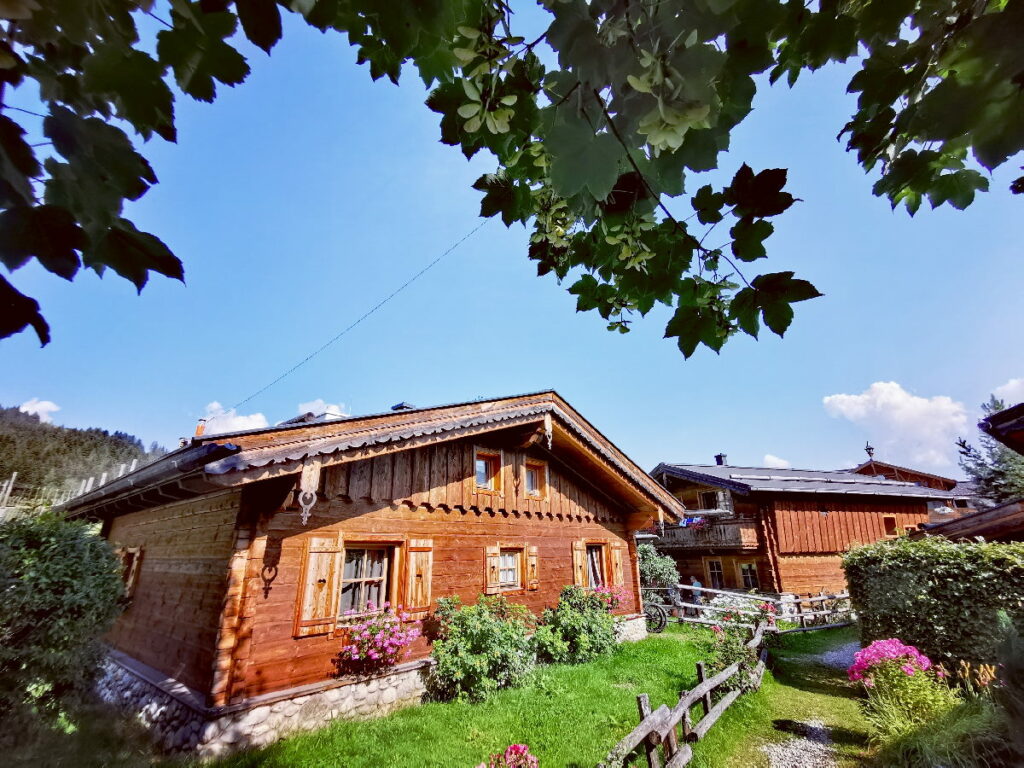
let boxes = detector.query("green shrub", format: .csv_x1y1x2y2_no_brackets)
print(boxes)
430,595,534,702
842,537,1024,666
872,697,1006,768
534,586,615,664
637,543,679,605
0,514,124,741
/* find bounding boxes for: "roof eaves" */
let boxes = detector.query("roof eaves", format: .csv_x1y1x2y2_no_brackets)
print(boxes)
651,463,752,495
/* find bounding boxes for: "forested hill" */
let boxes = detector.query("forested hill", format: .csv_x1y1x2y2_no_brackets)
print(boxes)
0,405,167,492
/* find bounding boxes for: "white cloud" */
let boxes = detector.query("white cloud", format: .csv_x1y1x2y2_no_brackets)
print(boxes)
202,401,268,434
993,377,1024,406
297,398,349,419
19,397,60,424
763,454,791,469
823,381,967,468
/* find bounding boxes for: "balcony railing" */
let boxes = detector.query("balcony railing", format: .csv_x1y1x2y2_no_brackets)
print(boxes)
655,519,760,549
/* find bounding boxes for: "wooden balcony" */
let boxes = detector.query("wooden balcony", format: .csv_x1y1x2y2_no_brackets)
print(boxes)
656,519,760,550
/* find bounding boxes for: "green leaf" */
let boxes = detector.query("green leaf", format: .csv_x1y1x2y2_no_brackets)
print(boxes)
82,48,176,141
237,0,283,53
88,219,184,291
158,5,250,103
729,217,773,262
749,270,822,336
691,184,725,224
472,172,532,227
0,204,85,279
0,115,40,207
724,164,795,218
927,170,989,211
0,273,49,345
545,117,623,200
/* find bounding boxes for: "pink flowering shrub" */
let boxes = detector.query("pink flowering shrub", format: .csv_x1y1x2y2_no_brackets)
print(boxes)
476,744,539,768
848,638,933,685
847,638,960,738
593,584,629,611
335,604,421,675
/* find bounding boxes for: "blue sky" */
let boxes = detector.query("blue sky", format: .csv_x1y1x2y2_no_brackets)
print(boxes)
2,8,1022,481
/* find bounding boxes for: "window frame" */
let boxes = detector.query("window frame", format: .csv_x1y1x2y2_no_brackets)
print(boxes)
497,547,523,591
697,490,719,510
585,543,607,589
737,561,760,590
114,545,143,599
704,558,725,589
523,459,548,499
882,515,899,537
474,448,502,493
337,542,399,622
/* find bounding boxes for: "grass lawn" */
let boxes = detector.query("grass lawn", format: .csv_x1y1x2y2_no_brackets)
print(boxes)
12,625,872,768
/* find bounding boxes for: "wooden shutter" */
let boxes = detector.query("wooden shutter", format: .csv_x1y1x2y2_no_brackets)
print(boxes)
526,545,539,591
405,539,433,615
484,545,502,594
124,546,143,598
610,542,626,586
294,533,342,637
571,540,587,587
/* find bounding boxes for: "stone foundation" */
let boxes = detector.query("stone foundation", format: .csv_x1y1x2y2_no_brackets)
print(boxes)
97,650,430,757
614,614,648,643
100,616,646,757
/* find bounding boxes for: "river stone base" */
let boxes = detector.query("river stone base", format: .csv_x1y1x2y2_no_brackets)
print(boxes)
614,614,648,643
96,651,429,757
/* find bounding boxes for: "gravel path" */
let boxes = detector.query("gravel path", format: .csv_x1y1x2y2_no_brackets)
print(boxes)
817,641,860,670
757,640,861,766
759,719,835,768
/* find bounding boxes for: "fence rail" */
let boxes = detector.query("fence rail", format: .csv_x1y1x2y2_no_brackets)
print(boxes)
599,623,769,768
645,583,854,629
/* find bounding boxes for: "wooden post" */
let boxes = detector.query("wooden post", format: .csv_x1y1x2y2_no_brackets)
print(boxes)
636,693,662,768
0,472,17,507
795,600,805,629
695,662,712,717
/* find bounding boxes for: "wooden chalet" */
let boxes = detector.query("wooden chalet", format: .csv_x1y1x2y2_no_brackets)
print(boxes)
851,459,977,521
64,391,682,752
650,459,963,595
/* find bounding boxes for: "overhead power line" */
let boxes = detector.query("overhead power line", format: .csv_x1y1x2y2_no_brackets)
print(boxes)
230,220,490,412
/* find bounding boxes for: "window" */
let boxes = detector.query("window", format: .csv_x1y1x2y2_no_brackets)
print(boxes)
698,490,719,510
498,549,521,590
524,460,547,498
739,562,759,590
954,499,969,508
883,515,898,537
586,544,606,588
340,546,391,615
114,546,143,599
706,559,724,589
475,450,501,492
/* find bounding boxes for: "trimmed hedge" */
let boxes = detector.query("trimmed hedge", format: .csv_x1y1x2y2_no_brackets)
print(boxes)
842,537,1024,666
0,514,124,740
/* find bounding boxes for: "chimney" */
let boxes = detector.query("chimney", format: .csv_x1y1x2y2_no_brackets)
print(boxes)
194,418,207,437
714,453,727,466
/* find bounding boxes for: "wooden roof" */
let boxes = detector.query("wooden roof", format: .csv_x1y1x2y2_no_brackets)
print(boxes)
850,460,960,491
979,402,1024,455
65,391,683,521
913,499,1024,542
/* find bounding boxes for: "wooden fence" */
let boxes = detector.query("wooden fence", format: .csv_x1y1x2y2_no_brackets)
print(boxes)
648,583,853,631
598,622,769,768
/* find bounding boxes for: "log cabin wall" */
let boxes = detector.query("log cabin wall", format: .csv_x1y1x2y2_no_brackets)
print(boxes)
770,498,928,554
773,554,849,594
667,551,772,592
104,490,242,693
220,437,642,705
